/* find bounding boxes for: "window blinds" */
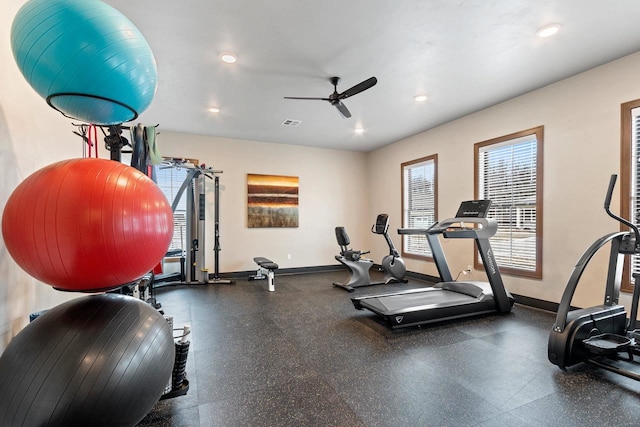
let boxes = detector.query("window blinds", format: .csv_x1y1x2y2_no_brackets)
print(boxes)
154,165,189,252
403,159,435,256
478,136,538,271
631,107,640,279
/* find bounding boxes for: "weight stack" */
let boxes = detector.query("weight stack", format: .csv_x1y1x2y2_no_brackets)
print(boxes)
162,316,174,395
172,340,190,390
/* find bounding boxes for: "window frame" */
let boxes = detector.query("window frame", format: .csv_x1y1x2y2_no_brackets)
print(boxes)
400,154,438,260
620,99,640,293
473,126,544,279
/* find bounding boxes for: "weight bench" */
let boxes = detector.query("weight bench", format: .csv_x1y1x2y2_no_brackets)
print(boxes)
248,257,279,291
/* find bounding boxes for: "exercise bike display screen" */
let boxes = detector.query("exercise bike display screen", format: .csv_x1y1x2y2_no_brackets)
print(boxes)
373,214,389,234
455,200,492,218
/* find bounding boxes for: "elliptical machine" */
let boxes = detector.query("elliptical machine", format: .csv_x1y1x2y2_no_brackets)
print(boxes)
333,214,407,292
548,174,640,381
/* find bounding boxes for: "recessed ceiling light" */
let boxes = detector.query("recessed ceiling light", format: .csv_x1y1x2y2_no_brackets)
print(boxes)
414,94,428,102
354,127,365,134
536,24,561,38
208,107,220,113
220,52,237,64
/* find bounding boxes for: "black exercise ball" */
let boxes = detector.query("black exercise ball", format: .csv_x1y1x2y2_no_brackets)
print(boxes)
0,294,175,427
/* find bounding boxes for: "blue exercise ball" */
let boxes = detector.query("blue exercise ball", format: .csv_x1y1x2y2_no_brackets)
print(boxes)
0,294,174,427
10,0,158,124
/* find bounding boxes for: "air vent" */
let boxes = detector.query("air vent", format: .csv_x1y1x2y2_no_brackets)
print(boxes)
282,119,302,127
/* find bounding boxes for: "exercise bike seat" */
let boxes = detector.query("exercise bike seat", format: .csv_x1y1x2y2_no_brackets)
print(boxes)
335,226,352,247
335,227,370,259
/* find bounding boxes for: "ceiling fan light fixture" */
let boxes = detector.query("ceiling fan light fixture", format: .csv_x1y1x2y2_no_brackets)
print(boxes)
536,23,561,38
414,94,428,102
220,52,237,64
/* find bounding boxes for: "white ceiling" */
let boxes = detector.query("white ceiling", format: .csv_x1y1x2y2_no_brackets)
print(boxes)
106,0,640,152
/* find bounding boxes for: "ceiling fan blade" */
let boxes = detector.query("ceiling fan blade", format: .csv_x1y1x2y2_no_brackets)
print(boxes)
338,76,377,99
334,101,351,118
284,96,331,101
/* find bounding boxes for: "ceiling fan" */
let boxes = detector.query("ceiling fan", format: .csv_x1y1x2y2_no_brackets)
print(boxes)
284,76,377,118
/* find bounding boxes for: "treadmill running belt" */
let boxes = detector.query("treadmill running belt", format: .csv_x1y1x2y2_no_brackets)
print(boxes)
366,289,478,312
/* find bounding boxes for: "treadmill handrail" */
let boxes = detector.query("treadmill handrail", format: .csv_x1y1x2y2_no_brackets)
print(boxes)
399,217,498,239
431,217,497,239
398,221,439,235
397,216,511,313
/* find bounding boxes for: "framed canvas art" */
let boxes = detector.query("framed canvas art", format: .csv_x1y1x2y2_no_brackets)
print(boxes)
247,174,299,228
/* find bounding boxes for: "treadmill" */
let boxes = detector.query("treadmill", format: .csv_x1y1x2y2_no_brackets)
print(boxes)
351,200,514,329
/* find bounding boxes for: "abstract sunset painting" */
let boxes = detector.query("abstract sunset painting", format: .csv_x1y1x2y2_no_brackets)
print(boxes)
247,174,299,228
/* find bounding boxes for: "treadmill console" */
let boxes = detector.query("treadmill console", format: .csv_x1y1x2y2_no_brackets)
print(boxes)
455,200,492,218
397,200,495,237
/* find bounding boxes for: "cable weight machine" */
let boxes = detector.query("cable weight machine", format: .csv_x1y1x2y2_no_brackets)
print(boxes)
210,173,232,284
170,162,233,285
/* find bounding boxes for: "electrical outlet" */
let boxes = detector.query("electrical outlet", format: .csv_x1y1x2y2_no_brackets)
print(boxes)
287,254,291,260
467,265,472,272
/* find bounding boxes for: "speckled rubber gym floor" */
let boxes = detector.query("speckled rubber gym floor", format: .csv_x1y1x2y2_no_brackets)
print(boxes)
137,271,640,427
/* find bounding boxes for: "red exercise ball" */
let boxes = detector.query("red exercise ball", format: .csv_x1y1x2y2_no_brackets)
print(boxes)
1,158,173,292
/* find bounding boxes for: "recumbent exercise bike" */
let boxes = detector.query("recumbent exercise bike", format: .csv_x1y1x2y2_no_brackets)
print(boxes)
333,214,407,292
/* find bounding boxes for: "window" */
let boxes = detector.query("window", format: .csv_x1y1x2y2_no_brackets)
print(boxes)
620,99,640,292
401,155,438,259
474,126,543,278
154,162,191,254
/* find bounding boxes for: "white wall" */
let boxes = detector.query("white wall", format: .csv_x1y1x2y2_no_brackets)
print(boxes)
0,0,87,349
367,52,640,311
3,0,640,351
0,0,369,351
157,131,369,273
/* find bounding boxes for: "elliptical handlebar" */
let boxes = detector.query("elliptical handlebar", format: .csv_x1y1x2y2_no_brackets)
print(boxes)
604,174,616,211
604,174,640,250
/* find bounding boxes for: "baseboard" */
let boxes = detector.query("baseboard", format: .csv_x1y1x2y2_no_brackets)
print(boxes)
215,265,560,313
228,264,439,282
510,293,564,313
404,270,439,283
218,264,343,280
277,264,345,275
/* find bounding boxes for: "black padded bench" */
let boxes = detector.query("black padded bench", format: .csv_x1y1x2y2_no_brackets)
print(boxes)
248,257,279,291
